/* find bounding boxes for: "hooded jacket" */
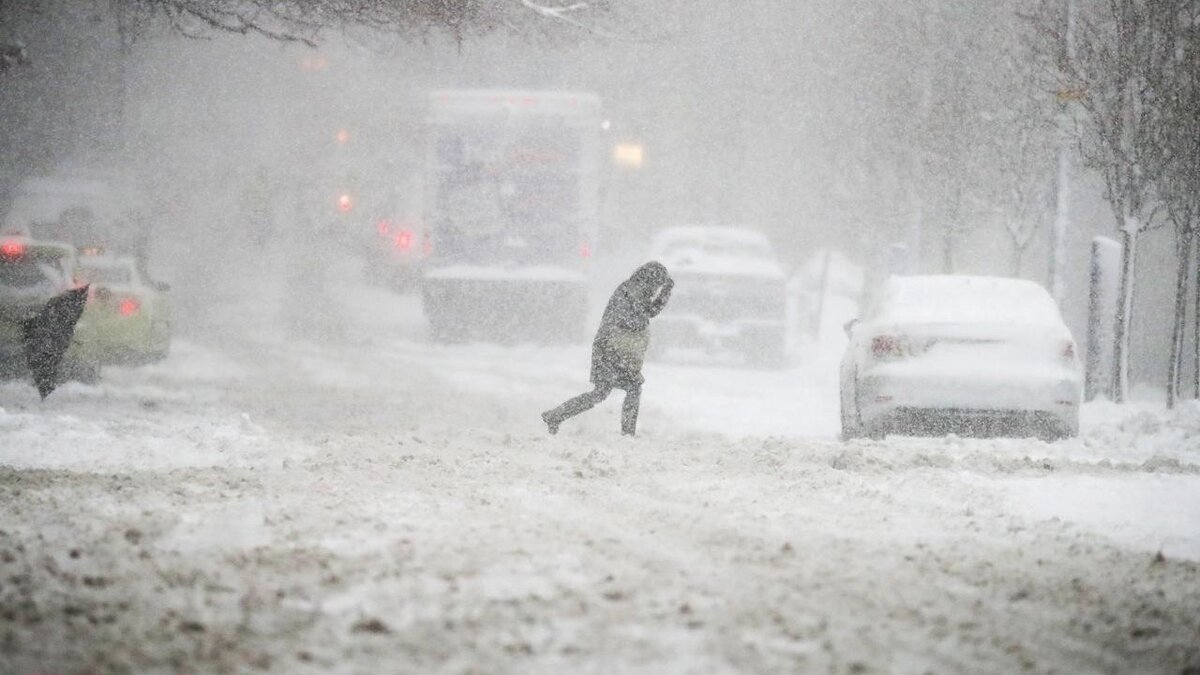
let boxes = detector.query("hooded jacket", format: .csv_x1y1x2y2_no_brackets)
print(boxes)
590,262,673,388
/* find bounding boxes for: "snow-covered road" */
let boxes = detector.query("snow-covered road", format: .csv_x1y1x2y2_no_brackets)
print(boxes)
2,269,1199,673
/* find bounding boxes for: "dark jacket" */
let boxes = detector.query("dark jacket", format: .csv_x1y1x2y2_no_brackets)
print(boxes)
590,262,673,388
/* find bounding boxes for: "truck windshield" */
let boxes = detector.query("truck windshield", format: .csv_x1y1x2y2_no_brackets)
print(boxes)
432,121,582,264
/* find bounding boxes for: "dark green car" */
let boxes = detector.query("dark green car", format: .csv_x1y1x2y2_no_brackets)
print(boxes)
76,253,171,365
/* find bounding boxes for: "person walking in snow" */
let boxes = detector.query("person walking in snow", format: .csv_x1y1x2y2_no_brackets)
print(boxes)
542,261,674,436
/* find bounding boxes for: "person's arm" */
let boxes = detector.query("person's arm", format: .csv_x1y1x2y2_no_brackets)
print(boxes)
612,286,651,331
647,277,674,318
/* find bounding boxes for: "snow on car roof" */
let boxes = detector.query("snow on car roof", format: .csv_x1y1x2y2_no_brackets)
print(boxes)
875,274,1063,325
651,226,785,279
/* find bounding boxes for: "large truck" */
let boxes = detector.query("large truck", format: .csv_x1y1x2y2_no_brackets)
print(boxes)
421,89,602,344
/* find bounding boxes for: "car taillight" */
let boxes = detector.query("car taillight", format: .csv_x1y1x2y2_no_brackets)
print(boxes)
0,239,26,258
580,241,593,259
394,230,413,250
337,193,353,213
1062,340,1076,363
871,335,905,359
118,298,140,316
377,219,392,236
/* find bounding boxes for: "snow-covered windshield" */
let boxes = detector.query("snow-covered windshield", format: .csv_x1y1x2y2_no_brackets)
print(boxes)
661,239,770,261
654,228,782,278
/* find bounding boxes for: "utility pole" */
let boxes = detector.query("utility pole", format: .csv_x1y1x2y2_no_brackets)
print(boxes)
1050,0,1076,306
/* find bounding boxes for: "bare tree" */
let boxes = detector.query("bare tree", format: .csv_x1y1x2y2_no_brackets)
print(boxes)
993,116,1057,276
115,0,615,46
1044,0,1172,402
981,34,1058,276
1153,1,1200,407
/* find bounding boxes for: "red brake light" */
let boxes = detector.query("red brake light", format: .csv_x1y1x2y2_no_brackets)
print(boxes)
871,335,903,357
337,194,353,213
1,240,26,258
118,298,140,316
377,219,392,236
394,230,413,250
580,241,593,259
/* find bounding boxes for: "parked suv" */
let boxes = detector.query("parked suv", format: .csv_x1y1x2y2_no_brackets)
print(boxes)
649,226,788,367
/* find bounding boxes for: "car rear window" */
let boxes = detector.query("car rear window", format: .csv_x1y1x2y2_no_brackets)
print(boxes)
876,276,1062,325
0,259,62,291
78,266,132,285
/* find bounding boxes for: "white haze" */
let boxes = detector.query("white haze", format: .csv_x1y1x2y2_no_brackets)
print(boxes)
2,2,1199,673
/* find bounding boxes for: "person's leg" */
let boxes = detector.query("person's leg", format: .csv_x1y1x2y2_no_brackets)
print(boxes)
542,385,612,434
621,383,642,436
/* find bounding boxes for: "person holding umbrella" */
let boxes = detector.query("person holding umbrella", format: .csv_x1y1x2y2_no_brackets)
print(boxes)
23,284,91,398
542,261,674,436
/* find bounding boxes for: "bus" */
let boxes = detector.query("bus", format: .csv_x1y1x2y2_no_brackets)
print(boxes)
422,89,602,343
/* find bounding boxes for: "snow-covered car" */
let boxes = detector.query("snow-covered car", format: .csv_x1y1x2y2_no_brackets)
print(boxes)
650,226,788,366
0,236,100,382
839,275,1081,441
76,253,172,365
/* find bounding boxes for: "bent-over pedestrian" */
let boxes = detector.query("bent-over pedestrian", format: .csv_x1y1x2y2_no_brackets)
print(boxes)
542,261,674,436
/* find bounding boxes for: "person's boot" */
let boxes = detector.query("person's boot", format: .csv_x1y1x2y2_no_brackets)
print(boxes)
541,411,560,435
621,389,640,436
621,416,637,437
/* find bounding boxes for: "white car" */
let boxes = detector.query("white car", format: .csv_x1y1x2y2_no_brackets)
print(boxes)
839,275,1081,441
650,226,788,366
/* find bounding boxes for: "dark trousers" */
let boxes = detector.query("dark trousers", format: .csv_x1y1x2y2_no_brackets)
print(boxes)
545,383,642,435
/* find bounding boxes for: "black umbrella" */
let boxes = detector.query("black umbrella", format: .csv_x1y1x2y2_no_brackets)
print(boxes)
22,285,89,399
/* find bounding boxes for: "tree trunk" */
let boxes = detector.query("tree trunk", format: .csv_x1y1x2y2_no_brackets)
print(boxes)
1168,230,1192,408
1195,232,1200,399
1111,223,1137,403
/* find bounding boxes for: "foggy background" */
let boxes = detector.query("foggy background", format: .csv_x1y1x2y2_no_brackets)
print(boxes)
0,0,1180,388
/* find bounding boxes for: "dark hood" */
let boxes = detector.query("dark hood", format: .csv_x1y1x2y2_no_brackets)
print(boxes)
629,261,669,290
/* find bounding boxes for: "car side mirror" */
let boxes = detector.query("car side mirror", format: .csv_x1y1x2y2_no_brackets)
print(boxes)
843,318,859,337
